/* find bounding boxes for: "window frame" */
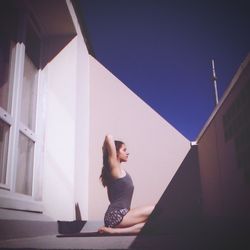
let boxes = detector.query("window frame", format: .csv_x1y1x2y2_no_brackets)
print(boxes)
0,14,45,212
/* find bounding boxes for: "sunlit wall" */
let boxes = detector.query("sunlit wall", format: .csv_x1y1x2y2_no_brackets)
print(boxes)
89,56,191,220
42,1,90,221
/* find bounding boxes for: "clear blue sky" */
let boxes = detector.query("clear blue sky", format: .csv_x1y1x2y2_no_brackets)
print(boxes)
78,0,250,141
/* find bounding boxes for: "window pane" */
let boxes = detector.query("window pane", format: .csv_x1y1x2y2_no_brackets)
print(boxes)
0,37,12,112
0,119,10,185
21,54,37,130
15,132,34,195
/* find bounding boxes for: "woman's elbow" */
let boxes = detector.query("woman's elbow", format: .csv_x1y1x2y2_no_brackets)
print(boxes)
105,134,113,141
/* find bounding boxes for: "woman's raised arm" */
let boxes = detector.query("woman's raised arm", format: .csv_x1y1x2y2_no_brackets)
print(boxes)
103,134,123,178
103,134,117,161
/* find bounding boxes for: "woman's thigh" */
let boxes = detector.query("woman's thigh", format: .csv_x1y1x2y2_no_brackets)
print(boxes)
117,205,154,228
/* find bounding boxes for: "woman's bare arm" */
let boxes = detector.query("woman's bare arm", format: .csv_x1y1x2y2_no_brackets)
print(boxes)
103,134,116,159
103,134,122,178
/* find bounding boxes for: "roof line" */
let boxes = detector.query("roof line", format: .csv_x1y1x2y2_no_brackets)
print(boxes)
71,0,96,57
195,52,250,143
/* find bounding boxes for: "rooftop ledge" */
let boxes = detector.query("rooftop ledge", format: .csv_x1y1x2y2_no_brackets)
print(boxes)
194,53,250,144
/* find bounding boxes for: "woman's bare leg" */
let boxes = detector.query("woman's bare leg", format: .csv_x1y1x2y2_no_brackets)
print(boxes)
98,222,145,235
98,205,155,235
118,205,155,228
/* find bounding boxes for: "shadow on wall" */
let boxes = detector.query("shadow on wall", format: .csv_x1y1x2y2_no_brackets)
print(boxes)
130,145,250,250
142,145,202,235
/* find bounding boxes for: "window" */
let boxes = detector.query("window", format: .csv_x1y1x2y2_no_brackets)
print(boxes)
15,50,38,196
0,119,10,185
0,36,13,187
0,37,12,112
0,7,44,211
15,132,35,195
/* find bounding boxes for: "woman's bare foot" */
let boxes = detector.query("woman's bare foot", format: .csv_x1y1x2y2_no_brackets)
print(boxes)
98,222,144,235
98,226,115,234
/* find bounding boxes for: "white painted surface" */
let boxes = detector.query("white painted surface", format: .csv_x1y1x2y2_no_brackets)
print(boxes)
89,56,190,220
42,38,77,220
66,0,90,220
41,1,90,221
42,27,90,220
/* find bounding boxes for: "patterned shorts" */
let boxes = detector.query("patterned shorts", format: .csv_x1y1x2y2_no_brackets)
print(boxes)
104,208,129,228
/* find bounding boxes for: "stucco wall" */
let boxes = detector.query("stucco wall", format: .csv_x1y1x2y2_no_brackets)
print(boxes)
197,55,250,217
42,1,90,220
68,0,90,221
89,56,190,220
42,38,76,220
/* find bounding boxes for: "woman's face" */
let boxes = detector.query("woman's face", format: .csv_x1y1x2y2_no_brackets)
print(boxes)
117,144,129,162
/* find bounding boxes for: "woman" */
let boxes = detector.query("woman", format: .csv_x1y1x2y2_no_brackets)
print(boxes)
98,134,154,234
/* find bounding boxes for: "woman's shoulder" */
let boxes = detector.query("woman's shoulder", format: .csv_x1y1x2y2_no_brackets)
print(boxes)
114,169,127,179
110,169,126,181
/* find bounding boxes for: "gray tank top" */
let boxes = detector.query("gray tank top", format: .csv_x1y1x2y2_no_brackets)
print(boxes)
107,171,134,210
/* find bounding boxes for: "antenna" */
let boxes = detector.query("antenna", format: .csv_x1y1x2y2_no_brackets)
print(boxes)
212,59,219,105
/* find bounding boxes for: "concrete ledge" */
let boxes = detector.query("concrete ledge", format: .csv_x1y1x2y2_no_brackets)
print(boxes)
0,234,136,249
0,208,57,240
0,208,52,221
0,219,58,240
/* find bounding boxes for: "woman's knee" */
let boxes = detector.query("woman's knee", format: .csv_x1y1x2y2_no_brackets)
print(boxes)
132,222,145,233
134,205,154,222
132,205,154,220
143,205,155,217
118,205,154,227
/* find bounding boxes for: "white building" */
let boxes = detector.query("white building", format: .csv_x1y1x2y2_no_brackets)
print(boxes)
0,0,189,225
0,0,249,248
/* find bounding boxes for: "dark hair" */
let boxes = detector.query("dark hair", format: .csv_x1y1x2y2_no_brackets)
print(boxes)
100,140,124,187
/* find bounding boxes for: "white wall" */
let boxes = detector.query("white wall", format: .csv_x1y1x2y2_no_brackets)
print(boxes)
42,38,76,220
89,56,190,220
69,1,90,221
42,1,90,220
40,0,190,221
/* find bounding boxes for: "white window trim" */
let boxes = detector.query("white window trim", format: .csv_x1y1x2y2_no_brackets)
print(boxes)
0,189,43,212
0,41,46,213
0,108,14,125
32,67,47,202
0,108,13,191
0,107,10,190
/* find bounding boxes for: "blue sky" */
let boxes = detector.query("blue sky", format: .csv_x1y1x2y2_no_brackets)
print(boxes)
78,0,250,141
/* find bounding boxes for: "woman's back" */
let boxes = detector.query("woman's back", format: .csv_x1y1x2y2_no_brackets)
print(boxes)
107,172,134,210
